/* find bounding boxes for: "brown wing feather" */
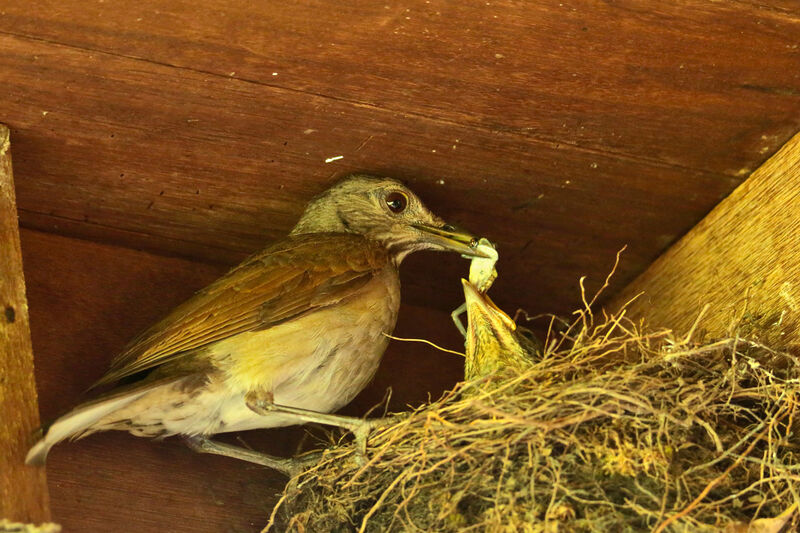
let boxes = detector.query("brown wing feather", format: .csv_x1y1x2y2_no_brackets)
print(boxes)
91,233,389,388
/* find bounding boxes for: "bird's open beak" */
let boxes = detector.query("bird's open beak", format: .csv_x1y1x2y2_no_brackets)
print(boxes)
461,278,537,380
461,279,518,333
413,223,490,257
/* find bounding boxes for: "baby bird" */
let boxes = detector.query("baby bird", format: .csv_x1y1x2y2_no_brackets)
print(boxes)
454,239,539,380
27,174,484,470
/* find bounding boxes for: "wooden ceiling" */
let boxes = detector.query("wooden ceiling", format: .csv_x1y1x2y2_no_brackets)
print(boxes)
2,0,798,319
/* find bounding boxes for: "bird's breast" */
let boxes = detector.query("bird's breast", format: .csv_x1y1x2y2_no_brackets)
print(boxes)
210,266,401,414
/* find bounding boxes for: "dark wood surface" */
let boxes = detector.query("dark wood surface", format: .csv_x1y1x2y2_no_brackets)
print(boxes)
610,132,800,352
1,0,798,175
21,228,465,532
0,126,50,523
1,26,759,318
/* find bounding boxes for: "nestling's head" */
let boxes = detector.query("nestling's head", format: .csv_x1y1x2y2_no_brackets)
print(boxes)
291,174,485,262
461,279,540,380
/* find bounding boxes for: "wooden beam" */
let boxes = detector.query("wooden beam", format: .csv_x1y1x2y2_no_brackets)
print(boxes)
2,1,799,175
609,131,800,350
0,124,50,523
0,32,745,319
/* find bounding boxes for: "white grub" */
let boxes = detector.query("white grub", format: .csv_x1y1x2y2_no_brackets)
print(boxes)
467,239,499,293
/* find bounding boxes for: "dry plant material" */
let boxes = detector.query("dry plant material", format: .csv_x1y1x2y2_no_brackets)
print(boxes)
265,301,800,532
0,520,61,533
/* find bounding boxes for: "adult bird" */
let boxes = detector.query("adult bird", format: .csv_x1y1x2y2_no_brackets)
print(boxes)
26,175,484,472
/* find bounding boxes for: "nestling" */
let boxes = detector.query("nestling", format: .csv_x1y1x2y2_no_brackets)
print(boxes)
454,239,540,380
26,174,484,470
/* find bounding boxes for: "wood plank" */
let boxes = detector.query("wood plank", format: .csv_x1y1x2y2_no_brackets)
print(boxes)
0,126,50,523
609,132,800,351
0,33,741,318
20,228,465,532
0,1,798,175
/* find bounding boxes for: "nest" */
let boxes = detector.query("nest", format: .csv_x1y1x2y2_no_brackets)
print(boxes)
265,303,800,532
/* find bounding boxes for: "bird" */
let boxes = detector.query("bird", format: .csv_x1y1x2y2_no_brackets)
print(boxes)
26,174,485,471
461,280,540,380
453,239,539,381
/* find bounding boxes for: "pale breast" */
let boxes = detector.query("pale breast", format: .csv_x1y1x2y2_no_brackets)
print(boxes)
206,264,401,430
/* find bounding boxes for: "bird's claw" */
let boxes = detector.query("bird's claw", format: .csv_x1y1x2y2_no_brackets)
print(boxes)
244,398,402,466
349,416,399,465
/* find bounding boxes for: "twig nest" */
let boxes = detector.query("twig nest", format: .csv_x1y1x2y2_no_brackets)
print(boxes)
266,312,800,532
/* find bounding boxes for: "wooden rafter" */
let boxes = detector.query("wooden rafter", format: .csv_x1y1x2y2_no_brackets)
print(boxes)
609,132,800,350
0,124,50,523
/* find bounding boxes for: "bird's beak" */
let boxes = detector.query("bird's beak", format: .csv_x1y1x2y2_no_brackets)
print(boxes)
460,279,538,380
413,223,489,257
461,279,518,333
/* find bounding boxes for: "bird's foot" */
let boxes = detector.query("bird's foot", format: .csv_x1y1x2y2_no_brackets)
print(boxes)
185,435,319,477
349,417,396,465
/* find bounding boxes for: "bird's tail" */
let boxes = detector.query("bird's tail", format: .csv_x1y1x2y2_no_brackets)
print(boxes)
26,385,155,466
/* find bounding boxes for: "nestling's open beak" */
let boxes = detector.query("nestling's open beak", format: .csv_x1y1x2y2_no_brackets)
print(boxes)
461,278,537,380
461,279,518,333
413,223,490,257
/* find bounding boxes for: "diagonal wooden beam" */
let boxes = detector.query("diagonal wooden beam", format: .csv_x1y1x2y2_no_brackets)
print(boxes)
0,124,50,522
609,131,800,351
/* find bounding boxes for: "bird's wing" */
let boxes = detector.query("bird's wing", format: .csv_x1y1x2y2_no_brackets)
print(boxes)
91,233,389,388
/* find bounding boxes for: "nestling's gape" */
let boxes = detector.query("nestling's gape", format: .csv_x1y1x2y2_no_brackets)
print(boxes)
27,175,483,467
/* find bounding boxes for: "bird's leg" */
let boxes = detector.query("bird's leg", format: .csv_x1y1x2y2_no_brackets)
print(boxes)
245,391,395,458
451,302,467,338
245,389,374,435
259,402,391,456
184,435,320,477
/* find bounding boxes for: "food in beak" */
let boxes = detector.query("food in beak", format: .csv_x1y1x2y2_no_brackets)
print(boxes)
413,224,489,258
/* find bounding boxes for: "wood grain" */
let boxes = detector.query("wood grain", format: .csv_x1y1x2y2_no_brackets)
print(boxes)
0,125,50,523
609,132,800,351
1,0,798,175
21,228,465,532
0,32,743,319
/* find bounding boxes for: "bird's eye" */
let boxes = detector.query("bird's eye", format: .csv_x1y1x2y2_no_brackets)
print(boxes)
385,191,408,214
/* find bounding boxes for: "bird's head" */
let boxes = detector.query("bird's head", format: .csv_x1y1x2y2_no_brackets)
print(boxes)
461,279,539,380
291,174,486,262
